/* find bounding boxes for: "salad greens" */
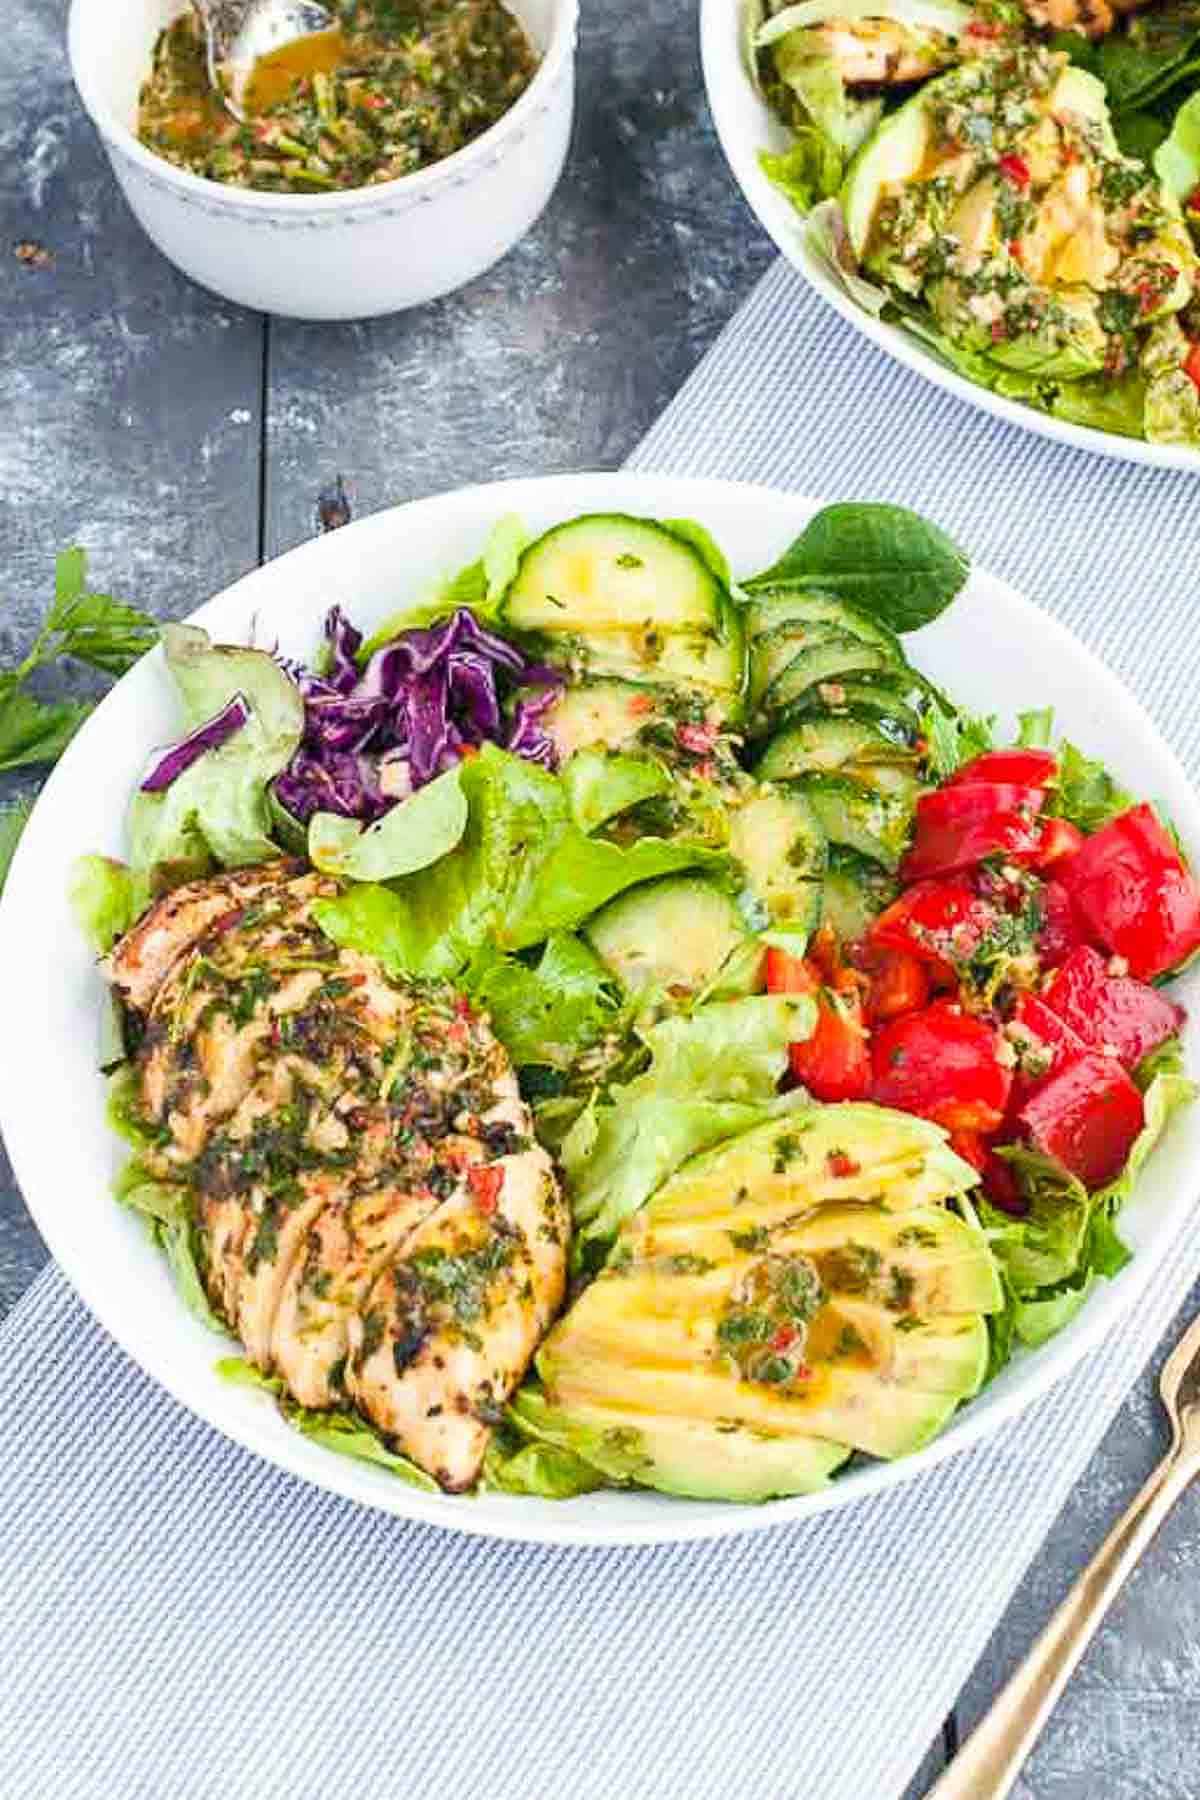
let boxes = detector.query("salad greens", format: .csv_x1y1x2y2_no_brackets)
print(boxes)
752,5,1200,449
80,501,1197,1506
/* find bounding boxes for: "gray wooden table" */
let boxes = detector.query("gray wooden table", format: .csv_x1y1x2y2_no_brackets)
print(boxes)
4,3,1199,1793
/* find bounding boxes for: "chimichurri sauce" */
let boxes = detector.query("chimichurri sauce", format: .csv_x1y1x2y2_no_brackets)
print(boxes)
138,1,539,194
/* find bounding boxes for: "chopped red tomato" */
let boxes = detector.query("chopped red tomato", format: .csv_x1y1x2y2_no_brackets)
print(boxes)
949,1128,1026,1215
765,946,871,1102
467,1163,504,1216
859,946,930,1023
871,875,997,976
1059,803,1200,981
870,1000,1013,1134
1005,991,1087,1108
1042,944,1183,1071
998,152,1031,188
1035,818,1085,870
901,783,1045,882
1036,878,1086,968
1185,343,1200,392
947,748,1057,789
1017,1052,1144,1189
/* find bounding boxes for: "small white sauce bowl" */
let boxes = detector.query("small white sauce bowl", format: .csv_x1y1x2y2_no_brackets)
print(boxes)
68,0,578,320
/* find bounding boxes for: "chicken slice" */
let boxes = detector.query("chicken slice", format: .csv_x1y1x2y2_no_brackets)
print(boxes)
1020,0,1148,38
347,1087,569,1491
270,1184,445,1407
105,860,307,1012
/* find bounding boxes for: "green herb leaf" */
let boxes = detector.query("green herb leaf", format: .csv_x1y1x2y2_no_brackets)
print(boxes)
0,796,33,894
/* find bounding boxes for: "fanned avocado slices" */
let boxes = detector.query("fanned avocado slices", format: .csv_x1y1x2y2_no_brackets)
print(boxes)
526,1105,1000,1500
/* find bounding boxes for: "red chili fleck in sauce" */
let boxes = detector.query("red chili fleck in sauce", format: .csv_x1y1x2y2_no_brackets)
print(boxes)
827,1151,860,1178
998,154,1030,189
676,722,718,755
468,1163,504,1216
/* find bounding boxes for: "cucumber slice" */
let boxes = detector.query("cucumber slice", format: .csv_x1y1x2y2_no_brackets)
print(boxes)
821,846,899,942
794,772,915,872
541,679,674,759
846,763,923,807
505,515,724,636
777,679,924,738
569,614,743,702
584,876,762,998
755,716,918,781
748,622,845,710
728,784,826,934
744,591,904,662
762,636,900,720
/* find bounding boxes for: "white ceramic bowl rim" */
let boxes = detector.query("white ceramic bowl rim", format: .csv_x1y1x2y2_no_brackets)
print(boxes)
698,0,1200,473
68,0,579,213
5,471,1199,1548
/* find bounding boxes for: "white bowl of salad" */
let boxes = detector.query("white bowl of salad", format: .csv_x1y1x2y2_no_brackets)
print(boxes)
4,471,1199,1546
702,0,1200,464
68,0,577,319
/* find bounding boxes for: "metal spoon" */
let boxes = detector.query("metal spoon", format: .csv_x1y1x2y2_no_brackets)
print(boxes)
191,0,336,120
926,1307,1200,1799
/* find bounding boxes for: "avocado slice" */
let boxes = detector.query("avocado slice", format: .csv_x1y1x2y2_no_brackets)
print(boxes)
510,1389,851,1502
841,47,1197,390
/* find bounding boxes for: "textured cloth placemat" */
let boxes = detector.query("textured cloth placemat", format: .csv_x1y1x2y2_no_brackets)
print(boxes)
4,261,1200,1800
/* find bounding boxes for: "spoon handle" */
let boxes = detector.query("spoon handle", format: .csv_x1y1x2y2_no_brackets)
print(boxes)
925,1443,1198,1800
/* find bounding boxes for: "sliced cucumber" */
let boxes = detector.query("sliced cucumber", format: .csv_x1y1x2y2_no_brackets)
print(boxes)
584,875,762,999
745,590,904,663
749,622,845,710
821,846,900,942
571,615,743,701
541,679,674,759
777,679,924,738
844,763,923,807
795,772,915,872
505,515,724,636
763,636,901,720
728,784,825,935
755,715,918,781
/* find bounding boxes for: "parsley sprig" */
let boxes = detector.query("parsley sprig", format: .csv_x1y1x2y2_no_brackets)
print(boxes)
0,549,157,773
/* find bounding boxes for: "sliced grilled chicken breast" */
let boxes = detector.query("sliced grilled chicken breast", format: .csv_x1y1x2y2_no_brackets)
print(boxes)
111,857,567,1490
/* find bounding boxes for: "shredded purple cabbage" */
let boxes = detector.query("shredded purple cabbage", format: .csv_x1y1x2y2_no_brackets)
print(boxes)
273,607,562,826
141,692,251,794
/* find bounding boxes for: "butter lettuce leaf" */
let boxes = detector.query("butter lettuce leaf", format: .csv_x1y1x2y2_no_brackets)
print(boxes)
565,994,815,1256
465,934,622,1071
309,765,468,881
128,625,304,889
69,853,137,954
216,1359,437,1491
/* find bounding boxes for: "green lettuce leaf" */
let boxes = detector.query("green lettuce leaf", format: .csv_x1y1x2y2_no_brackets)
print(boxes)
0,796,33,893
128,624,304,888
69,853,137,953
1048,740,1133,832
315,745,727,975
984,1148,1092,1293
565,994,814,1254
481,1427,604,1498
308,765,468,880
216,1359,438,1491
357,515,529,659
1016,707,1055,749
1155,89,1200,196
465,934,622,1070
921,704,995,779
744,502,969,632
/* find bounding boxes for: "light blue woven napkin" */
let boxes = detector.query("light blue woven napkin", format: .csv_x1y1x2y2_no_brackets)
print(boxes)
4,261,1200,1800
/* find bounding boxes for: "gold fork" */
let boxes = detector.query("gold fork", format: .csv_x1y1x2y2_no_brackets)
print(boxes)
927,1310,1200,1800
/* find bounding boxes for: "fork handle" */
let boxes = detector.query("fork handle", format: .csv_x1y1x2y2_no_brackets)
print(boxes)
925,1441,1198,1800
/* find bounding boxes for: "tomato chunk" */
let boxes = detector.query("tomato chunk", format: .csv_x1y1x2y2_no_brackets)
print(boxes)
1018,1051,1144,1189
870,1000,1013,1133
858,946,930,1023
1059,803,1200,981
1037,878,1087,969
1035,817,1085,870
901,783,1045,882
1041,944,1183,1071
871,876,996,976
765,946,870,1102
1005,990,1087,1108
947,748,1057,789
